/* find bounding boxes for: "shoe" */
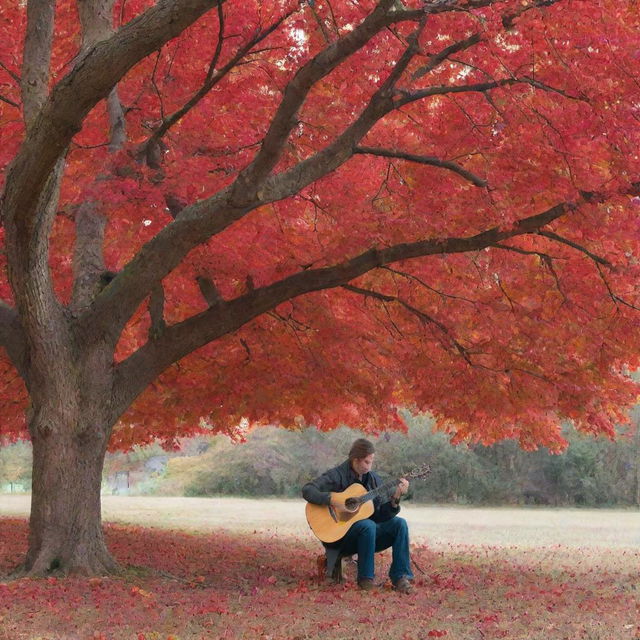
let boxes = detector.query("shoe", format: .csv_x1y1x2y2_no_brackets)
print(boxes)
357,578,375,591
392,576,413,594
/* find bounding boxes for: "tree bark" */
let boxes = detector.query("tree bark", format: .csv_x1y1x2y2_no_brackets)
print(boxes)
21,396,117,576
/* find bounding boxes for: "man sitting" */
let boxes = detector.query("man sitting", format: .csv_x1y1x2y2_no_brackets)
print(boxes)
302,437,413,593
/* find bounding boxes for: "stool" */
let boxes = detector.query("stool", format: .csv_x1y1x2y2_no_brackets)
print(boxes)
316,547,353,582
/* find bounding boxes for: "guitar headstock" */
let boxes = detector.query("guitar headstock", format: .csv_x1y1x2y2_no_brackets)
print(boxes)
404,463,431,480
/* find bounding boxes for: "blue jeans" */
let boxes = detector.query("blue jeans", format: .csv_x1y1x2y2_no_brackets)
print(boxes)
338,517,413,582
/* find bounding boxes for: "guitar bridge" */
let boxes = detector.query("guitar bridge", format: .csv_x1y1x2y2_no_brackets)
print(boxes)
328,505,339,523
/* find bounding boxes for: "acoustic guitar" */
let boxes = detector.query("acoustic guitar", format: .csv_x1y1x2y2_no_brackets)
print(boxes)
305,464,430,543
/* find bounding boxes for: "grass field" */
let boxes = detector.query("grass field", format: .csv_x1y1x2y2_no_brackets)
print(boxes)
2,494,639,548
1,495,639,640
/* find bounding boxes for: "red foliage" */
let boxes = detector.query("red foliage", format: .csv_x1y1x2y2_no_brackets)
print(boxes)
2,0,640,450
1,518,639,640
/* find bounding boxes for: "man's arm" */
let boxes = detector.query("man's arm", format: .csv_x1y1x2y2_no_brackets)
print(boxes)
302,468,341,506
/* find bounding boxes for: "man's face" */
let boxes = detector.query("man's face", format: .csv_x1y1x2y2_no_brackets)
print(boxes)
351,453,375,477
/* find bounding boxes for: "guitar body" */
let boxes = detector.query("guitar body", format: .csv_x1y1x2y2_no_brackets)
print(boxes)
305,483,375,543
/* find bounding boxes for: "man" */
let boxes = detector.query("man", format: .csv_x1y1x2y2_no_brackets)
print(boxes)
302,437,413,593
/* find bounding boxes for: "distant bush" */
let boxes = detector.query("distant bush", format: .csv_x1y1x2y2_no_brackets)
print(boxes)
3,414,639,506
173,416,640,507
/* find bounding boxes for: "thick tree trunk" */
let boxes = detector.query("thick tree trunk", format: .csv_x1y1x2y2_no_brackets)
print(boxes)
21,401,117,576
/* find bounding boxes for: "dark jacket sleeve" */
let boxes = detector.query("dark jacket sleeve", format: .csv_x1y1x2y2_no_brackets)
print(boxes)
301,467,342,506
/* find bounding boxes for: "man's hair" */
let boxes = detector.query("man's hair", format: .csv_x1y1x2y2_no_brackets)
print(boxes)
348,438,375,461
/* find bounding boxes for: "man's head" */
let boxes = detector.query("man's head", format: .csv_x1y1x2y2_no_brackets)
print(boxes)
349,438,375,476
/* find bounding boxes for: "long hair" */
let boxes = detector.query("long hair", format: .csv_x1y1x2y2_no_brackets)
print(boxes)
348,438,375,461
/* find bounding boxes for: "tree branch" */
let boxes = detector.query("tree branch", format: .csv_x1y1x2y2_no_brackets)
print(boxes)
71,202,108,311
148,285,167,340
412,32,481,80
110,199,572,417
381,265,483,306
2,0,222,240
139,6,296,165
502,0,563,29
537,230,613,267
354,146,487,186
492,242,567,301
249,19,428,204
0,59,21,84
0,94,20,109
196,276,224,306
230,0,411,205
341,283,474,364
84,9,428,347
396,78,522,106
396,76,583,108
0,301,28,382
82,1,582,365
21,0,55,127
345,284,552,384
71,0,123,312
595,263,640,312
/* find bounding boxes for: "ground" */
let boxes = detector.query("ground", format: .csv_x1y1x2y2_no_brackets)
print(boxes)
1,496,639,639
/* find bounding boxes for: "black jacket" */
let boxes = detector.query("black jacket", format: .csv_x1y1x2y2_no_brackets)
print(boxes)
302,460,401,525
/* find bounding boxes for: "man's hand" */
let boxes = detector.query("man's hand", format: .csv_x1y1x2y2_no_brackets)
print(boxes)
392,478,409,503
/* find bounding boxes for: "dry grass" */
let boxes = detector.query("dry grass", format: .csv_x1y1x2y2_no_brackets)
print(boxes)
1,493,639,548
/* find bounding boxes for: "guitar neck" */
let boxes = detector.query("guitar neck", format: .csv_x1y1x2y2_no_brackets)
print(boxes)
358,477,397,504
355,464,429,505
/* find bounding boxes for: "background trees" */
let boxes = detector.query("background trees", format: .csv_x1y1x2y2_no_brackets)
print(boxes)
1,0,640,573
6,418,637,506
152,420,640,506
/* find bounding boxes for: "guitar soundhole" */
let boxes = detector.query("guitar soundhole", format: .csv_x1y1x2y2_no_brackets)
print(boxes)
344,497,359,512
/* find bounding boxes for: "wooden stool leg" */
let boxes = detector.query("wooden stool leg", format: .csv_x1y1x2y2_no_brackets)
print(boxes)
324,547,344,582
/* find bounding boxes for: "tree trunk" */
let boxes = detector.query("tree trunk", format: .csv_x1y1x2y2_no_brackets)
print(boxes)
21,400,117,577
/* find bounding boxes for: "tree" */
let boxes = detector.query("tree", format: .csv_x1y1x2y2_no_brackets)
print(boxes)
1,0,640,575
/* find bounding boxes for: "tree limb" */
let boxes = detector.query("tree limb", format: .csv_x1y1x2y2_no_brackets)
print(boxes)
381,265,483,306
230,0,402,205
493,242,567,301
595,263,640,312
71,202,108,311
502,0,563,29
71,0,123,313
0,301,28,382
110,198,572,417
0,94,20,109
396,78,522,106
83,1,579,362
196,276,224,306
342,283,474,364
139,5,296,165
84,9,428,347
396,76,583,108
148,285,167,340
537,230,613,267
21,0,55,127
412,32,481,80
0,59,21,84
2,0,223,241
248,20,427,204
354,146,487,186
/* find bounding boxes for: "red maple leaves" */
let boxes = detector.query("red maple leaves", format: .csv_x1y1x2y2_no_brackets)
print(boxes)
1,0,640,450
